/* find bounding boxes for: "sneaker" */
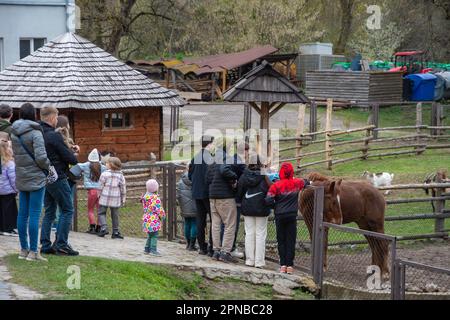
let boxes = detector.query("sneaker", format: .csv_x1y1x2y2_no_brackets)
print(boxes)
3,230,19,237
144,247,150,255
18,249,29,260
212,251,221,261
279,266,287,273
40,246,57,255
56,245,79,256
198,249,208,255
219,252,238,263
286,266,294,274
26,251,48,262
97,229,109,237
86,225,96,234
231,248,244,259
149,250,162,256
111,232,124,239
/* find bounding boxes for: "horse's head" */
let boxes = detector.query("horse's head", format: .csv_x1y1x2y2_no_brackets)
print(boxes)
323,179,343,225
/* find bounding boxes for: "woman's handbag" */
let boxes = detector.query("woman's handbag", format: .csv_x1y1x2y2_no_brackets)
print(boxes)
17,135,58,185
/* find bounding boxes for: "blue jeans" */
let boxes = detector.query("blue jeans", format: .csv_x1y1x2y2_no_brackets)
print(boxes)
53,182,76,230
17,188,45,252
145,231,159,253
184,217,197,240
40,179,75,250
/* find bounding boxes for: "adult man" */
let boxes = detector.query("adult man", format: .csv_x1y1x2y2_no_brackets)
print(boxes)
0,104,13,134
39,107,79,256
189,135,214,256
206,141,240,263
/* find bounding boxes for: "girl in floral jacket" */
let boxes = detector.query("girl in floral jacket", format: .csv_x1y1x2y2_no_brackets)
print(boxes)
142,179,166,256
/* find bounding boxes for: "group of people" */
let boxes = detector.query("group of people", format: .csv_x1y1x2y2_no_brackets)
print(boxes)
0,103,128,262
178,135,309,274
1,102,309,273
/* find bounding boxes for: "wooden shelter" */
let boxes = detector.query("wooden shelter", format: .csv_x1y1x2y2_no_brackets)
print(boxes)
0,33,185,162
223,61,309,156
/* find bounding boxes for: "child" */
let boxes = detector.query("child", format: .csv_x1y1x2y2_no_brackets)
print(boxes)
97,157,126,239
71,148,106,234
176,164,198,251
264,162,308,274
0,133,18,236
142,179,165,256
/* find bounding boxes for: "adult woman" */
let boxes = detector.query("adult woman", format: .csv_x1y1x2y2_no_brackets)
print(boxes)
10,103,51,261
236,154,272,268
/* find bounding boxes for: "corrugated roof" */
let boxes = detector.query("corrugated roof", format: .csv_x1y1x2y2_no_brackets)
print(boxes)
223,61,309,103
0,33,185,109
184,45,278,71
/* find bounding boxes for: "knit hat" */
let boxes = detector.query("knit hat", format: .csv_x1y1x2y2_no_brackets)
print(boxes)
88,148,100,162
146,179,159,193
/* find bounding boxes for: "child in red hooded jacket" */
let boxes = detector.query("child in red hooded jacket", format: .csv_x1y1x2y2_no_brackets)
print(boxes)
265,162,309,274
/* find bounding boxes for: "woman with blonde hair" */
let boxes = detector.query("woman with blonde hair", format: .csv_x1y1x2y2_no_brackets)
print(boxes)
0,132,18,236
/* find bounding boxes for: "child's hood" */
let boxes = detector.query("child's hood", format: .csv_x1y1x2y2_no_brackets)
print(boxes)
279,162,294,180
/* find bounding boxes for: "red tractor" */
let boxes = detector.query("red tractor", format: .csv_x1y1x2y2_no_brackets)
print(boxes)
389,51,432,75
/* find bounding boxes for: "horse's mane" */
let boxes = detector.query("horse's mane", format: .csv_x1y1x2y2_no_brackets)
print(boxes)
306,172,330,182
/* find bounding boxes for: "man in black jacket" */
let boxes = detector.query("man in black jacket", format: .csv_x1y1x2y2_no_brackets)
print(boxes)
39,107,79,256
206,145,240,263
189,135,214,256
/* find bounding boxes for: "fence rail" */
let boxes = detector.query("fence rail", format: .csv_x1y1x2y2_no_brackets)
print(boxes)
277,100,449,171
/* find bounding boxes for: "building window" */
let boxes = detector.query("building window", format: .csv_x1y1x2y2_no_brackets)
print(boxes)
19,38,46,59
103,112,132,129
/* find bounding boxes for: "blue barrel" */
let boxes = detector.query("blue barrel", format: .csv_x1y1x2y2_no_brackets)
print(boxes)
405,73,437,101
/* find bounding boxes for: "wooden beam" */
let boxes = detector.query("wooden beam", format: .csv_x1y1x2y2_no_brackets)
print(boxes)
269,103,287,117
296,104,306,168
248,101,261,116
222,70,227,93
325,98,333,170
260,101,271,161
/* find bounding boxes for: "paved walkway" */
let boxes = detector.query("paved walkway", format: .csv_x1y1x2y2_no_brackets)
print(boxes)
0,232,317,299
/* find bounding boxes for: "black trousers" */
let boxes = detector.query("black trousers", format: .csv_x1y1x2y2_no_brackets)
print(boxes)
0,193,18,232
195,198,213,252
275,215,297,267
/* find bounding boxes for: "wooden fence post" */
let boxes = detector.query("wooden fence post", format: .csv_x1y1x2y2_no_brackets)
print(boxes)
362,127,371,160
325,99,333,170
370,104,380,139
434,174,446,235
416,102,424,155
310,100,318,141
296,104,306,168
73,186,78,232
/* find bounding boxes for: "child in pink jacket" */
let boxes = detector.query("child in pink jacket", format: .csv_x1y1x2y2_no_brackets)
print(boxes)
142,179,166,256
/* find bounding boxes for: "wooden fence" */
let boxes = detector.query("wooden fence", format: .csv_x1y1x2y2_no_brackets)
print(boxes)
278,99,450,171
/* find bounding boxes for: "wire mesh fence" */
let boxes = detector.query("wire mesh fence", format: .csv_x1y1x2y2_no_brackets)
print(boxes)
394,260,450,299
319,223,397,300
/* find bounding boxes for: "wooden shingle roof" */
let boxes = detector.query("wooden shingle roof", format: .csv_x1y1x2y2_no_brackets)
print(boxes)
0,33,185,109
223,61,309,104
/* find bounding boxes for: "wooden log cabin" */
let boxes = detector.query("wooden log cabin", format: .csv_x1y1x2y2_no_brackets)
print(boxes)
0,33,184,162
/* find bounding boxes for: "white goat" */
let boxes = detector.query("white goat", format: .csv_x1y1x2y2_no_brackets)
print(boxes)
362,171,394,195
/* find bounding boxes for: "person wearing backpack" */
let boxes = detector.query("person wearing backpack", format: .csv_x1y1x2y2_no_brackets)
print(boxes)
237,154,272,268
10,103,52,261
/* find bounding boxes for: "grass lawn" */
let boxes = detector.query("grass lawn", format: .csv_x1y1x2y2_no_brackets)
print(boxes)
2,254,313,300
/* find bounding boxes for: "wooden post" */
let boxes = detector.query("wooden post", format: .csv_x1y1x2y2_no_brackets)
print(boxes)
362,127,371,160
171,69,177,90
370,104,380,139
431,102,437,137
416,102,424,155
437,103,443,136
296,104,306,168
210,73,216,101
73,185,78,232
434,174,446,235
260,101,271,160
222,70,227,93
325,99,333,170
310,100,318,141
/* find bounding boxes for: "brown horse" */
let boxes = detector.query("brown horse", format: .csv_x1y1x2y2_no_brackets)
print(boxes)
300,172,389,276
